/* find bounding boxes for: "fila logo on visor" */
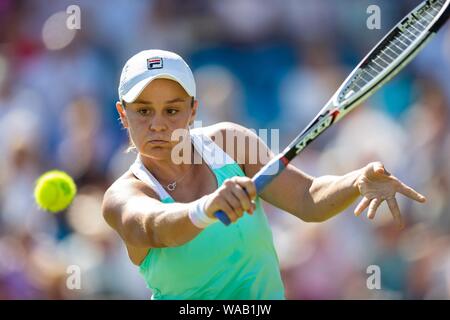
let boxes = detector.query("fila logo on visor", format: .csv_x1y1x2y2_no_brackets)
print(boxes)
147,57,163,70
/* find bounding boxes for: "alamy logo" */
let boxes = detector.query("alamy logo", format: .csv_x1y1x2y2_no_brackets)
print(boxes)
147,57,163,70
366,265,381,290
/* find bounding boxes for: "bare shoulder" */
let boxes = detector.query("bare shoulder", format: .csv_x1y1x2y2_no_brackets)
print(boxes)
198,122,260,174
102,170,159,223
202,121,254,141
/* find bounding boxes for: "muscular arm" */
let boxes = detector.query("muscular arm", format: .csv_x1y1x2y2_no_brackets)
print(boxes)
214,122,362,222
255,163,362,222
102,180,203,248
291,168,361,222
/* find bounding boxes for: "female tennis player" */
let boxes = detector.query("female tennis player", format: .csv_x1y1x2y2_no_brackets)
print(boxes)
102,49,426,300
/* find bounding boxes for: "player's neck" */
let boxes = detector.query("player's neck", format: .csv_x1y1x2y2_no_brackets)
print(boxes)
140,141,196,183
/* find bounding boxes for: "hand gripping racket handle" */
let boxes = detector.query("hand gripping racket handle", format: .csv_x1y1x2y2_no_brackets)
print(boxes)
214,156,288,225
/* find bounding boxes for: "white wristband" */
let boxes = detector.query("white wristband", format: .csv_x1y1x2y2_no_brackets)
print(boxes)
188,196,217,229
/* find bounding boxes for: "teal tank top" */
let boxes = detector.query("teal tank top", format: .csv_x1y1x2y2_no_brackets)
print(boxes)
130,128,285,300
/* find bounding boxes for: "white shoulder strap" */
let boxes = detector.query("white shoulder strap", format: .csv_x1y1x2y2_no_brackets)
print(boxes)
190,128,235,170
130,155,171,201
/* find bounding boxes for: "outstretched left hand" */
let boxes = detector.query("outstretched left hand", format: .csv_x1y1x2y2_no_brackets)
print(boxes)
354,162,427,229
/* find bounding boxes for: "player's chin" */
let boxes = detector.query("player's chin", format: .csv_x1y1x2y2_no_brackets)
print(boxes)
141,144,172,160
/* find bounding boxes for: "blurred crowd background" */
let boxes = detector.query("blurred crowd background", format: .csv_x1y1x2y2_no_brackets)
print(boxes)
0,0,449,299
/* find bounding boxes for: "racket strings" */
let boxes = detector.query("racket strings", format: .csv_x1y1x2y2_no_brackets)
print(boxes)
338,0,446,102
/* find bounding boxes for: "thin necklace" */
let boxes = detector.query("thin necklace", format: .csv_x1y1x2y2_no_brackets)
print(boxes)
164,141,196,191
164,164,195,191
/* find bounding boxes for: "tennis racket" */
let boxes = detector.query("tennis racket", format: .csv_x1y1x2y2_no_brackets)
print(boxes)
215,0,450,225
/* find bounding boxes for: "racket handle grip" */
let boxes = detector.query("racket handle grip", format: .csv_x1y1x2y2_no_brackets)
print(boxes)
214,211,231,225
213,156,288,226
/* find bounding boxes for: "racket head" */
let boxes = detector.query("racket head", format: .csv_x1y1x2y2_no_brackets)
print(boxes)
333,0,450,112
284,0,449,160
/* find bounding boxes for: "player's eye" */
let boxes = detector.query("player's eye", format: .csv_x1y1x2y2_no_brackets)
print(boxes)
137,108,151,116
166,108,179,115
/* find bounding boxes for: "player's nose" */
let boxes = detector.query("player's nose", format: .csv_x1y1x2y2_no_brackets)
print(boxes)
149,115,167,132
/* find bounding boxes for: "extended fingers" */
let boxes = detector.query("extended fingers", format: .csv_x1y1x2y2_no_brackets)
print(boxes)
397,181,426,203
367,198,383,220
354,197,371,216
387,197,404,229
355,196,382,219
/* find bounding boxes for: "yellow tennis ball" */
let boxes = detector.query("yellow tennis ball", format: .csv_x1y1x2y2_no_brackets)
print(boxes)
34,170,77,213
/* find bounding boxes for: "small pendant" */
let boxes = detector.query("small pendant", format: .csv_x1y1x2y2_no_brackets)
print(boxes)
167,182,176,191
